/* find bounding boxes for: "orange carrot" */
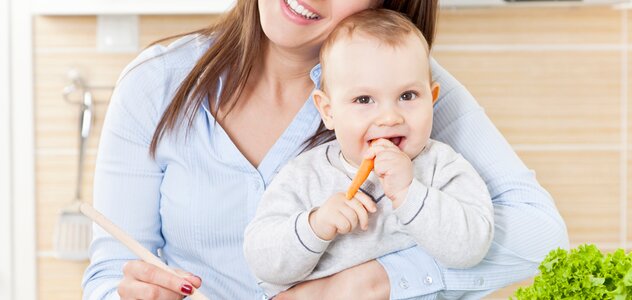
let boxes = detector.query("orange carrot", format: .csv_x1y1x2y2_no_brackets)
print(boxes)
345,158,374,200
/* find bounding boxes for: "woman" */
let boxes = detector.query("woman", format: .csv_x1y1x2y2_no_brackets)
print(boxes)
82,0,569,299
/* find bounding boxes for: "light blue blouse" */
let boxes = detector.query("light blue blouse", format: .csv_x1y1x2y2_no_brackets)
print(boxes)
82,35,569,300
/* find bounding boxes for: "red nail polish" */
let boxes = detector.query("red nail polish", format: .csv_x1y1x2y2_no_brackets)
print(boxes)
181,284,193,295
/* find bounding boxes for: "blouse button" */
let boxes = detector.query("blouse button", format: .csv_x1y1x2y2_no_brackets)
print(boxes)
253,179,263,191
399,278,409,289
424,275,433,285
476,277,484,286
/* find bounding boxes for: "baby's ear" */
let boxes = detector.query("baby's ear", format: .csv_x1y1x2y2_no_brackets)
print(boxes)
431,82,440,104
312,89,335,130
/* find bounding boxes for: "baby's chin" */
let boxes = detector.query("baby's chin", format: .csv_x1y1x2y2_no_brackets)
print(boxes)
396,137,428,158
404,143,427,159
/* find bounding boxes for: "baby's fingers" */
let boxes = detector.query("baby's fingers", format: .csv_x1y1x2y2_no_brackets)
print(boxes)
353,192,377,213
363,147,377,160
340,205,361,232
345,199,370,230
371,138,397,148
364,139,399,159
363,145,390,160
334,210,354,234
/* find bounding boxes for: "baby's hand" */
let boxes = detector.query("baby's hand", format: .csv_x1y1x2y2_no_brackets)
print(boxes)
308,192,377,241
364,138,413,208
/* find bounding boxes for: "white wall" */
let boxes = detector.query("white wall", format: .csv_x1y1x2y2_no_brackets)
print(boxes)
8,0,36,298
0,0,14,297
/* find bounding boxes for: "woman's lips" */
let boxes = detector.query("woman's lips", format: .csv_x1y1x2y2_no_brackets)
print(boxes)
280,0,321,25
284,0,321,19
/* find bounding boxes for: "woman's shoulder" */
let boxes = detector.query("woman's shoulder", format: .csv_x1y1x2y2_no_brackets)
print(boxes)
118,34,211,84
430,57,483,134
110,34,212,115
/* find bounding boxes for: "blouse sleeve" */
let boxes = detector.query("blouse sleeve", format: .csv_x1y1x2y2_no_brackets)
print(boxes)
81,45,169,300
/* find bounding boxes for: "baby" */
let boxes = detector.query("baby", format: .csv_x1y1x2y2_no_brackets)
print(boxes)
244,9,494,297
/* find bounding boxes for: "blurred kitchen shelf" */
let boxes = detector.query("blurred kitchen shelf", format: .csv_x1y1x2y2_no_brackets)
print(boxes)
31,0,629,15
31,0,235,15
442,0,626,8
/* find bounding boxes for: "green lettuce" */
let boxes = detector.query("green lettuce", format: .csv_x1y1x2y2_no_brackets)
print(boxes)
513,244,632,299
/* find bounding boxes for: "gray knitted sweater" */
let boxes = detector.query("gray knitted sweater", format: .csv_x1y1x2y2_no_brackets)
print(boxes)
243,139,494,296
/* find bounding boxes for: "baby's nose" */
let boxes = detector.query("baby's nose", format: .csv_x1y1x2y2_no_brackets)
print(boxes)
375,108,404,126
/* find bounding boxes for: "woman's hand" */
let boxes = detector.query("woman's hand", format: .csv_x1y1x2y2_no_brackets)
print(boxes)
275,260,390,300
118,260,202,300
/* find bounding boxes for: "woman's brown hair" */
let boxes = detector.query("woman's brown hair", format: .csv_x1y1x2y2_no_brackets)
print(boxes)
149,0,439,156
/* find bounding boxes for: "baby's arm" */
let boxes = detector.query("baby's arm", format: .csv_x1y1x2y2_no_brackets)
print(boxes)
243,161,331,287
394,141,494,269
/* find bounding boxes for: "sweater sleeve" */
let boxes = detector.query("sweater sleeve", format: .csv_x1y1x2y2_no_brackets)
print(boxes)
393,144,494,269
243,158,331,288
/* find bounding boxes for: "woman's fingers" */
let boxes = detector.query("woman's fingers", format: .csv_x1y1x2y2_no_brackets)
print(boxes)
174,270,203,288
119,278,183,300
121,260,197,299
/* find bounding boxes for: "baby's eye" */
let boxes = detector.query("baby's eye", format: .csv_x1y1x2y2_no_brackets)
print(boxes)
353,95,374,104
400,91,418,101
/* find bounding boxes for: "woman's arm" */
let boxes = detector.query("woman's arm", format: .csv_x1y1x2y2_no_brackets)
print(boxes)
81,45,171,299
275,260,390,300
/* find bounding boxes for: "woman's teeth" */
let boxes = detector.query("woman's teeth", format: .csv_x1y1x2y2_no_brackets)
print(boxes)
284,0,320,20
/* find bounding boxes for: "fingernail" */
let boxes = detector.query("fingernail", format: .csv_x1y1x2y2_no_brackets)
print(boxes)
181,284,193,295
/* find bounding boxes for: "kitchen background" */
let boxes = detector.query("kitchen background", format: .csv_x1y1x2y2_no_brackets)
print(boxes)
2,0,632,299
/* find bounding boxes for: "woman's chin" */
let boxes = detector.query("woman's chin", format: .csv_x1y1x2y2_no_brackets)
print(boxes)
267,35,322,53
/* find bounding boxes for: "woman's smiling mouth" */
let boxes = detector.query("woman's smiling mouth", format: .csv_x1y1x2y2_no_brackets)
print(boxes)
284,0,321,20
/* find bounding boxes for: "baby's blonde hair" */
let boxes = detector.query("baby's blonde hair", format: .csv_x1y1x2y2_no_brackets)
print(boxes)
319,9,431,91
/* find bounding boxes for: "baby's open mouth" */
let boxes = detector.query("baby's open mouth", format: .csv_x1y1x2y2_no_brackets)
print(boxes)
388,136,403,147
369,136,405,147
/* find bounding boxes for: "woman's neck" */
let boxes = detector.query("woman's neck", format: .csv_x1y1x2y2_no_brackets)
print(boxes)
250,40,319,104
263,38,319,80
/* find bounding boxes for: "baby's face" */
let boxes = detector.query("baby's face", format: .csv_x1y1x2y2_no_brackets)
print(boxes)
316,33,437,167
